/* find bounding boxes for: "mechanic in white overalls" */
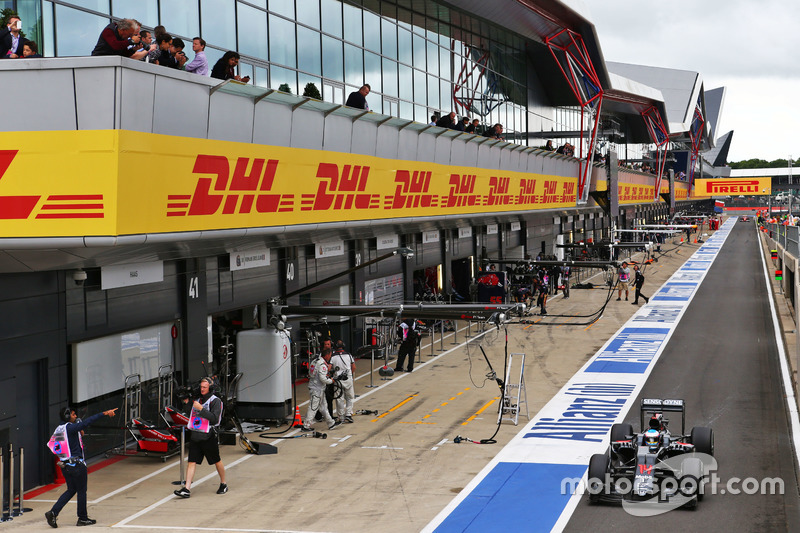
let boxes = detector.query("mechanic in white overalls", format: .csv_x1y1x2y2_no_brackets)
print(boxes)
303,347,342,431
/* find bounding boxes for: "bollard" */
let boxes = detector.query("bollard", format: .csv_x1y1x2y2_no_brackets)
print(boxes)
6,444,13,522
430,326,435,356
366,349,377,388
451,320,459,344
466,320,472,338
439,321,445,351
172,426,186,486
14,448,23,517
1,449,5,522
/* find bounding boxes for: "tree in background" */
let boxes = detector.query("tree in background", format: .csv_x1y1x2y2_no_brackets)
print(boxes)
729,158,796,169
277,83,292,94
302,82,321,100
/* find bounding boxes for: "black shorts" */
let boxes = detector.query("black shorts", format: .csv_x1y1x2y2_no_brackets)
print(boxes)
188,434,221,465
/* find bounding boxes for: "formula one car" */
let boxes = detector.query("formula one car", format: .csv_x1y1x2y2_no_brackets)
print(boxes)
739,216,750,222
587,399,714,509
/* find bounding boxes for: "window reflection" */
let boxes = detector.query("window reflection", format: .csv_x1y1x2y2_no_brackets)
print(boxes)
362,9,379,52
321,34,343,82
68,0,108,12
296,0,319,29
269,14,296,67
398,63,412,101
380,18,395,60
271,65,297,94
397,27,411,65
238,4,268,60
382,57,397,98
320,0,342,39
342,2,361,46
344,43,363,87
364,51,380,94
200,0,235,51
268,0,293,19
160,0,199,39
55,4,108,57
111,0,157,27
297,26,321,76
413,69,425,106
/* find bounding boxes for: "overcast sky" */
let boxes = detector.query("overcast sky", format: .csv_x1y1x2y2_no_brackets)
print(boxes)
588,0,799,163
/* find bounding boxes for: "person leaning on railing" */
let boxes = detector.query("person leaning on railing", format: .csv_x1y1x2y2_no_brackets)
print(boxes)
91,18,149,60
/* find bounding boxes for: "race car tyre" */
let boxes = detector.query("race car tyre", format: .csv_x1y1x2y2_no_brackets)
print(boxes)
690,426,714,456
680,456,704,507
587,453,610,503
610,423,633,443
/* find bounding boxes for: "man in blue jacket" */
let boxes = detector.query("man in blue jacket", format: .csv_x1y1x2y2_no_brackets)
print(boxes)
45,406,118,528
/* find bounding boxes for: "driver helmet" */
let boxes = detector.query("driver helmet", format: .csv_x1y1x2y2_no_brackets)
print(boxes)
643,429,660,450
649,413,664,430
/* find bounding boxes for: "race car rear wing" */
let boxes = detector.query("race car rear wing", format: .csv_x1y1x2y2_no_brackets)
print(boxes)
640,398,685,434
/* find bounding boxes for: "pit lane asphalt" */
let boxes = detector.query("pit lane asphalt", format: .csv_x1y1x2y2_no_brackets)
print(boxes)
565,221,800,532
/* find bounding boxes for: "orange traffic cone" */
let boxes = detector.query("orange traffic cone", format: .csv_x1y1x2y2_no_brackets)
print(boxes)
292,406,303,427
680,236,683,242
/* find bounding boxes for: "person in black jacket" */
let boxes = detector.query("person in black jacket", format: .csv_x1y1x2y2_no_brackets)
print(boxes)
345,84,371,109
211,51,249,83
0,14,26,58
45,407,118,528
632,264,649,305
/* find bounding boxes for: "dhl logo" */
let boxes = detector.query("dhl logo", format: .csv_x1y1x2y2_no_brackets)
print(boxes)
704,179,760,194
301,163,379,211
443,173,479,208
386,170,436,209
169,155,293,216
486,176,512,206
0,150,105,220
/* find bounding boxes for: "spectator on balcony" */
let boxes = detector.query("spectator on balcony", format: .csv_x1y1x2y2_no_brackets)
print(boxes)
21,41,42,58
465,118,479,134
436,111,457,129
146,33,172,66
483,123,504,140
556,142,574,157
169,37,188,69
91,18,148,60
184,37,209,76
211,51,249,83
136,29,152,57
455,116,469,132
1,14,27,59
345,84,371,110
543,140,555,151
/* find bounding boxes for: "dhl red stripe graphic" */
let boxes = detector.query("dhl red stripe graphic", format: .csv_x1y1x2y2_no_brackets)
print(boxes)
0,150,41,219
35,194,105,219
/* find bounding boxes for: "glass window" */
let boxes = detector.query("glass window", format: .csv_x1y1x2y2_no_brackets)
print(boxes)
239,62,254,81
362,9,379,52
67,0,109,11
247,0,266,7
412,12,425,35
396,7,411,30
269,14,295,67
271,65,297,94
382,57,397,98
297,26,321,75
398,63,412,101
320,0,342,38
344,43,363,87
365,91,379,112
413,69,425,105
160,0,200,39
412,33,425,69
380,18,395,60
200,0,235,51
415,105,428,124
321,34,343,82
399,100,413,121
397,27,411,65
254,66,269,88
238,4,268,60
42,1,54,57
427,74,439,109
268,0,293,18
440,78,451,113
112,0,157,28
364,51,380,93
342,2,362,46
439,44,451,79
205,47,224,71
298,73,322,98
55,4,108,57
427,39,439,76
296,0,319,29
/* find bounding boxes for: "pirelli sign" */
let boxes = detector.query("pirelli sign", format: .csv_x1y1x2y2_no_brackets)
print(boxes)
694,177,772,197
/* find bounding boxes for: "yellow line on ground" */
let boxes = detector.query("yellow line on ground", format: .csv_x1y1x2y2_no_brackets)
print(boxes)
462,397,501,426
372,393,418,422
398,421,436,424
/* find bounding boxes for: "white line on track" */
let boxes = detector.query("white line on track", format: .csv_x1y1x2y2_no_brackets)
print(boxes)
759,233,800,472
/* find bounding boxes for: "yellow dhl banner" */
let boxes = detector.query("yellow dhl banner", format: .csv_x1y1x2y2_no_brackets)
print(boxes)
694,177,772,197
0,130,583,237
594,180,689,203
0,130,673,238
